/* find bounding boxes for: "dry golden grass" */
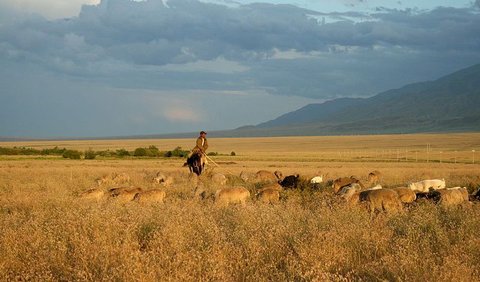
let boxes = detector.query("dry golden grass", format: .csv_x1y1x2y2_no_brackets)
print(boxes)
1,133,480,281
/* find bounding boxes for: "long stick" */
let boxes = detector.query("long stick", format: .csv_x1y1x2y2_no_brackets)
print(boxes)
204,154,220,167
204,154,235,175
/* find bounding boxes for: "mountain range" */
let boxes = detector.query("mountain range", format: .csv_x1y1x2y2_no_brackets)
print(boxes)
227,63,480,136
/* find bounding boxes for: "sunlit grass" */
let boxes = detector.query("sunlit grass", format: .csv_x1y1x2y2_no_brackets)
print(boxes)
0,134,479,280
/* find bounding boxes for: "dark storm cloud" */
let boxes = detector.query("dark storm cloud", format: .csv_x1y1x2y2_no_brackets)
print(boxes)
1,0,480,99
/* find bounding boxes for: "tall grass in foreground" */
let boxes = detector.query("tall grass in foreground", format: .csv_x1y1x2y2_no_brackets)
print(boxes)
0,159,480,281
1,194,480,281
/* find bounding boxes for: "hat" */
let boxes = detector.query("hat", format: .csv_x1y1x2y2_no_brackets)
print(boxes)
200,131,207,135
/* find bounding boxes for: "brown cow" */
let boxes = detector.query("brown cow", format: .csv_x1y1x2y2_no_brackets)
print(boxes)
256,188,280,204
109,187,143,203
215,186,250,206
133,189,166,204
359,189,403,214
332,176,364,193
391,187,416,204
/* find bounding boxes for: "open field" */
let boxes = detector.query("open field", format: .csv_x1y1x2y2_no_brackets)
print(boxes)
2,132,479,163
1,133,480,281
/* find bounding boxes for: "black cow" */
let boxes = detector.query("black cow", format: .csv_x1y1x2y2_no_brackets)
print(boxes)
279,174,300,189
185,152,204,176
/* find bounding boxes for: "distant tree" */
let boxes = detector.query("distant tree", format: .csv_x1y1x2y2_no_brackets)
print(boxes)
63,150,82,159
134,147,148,157
84,149,97,160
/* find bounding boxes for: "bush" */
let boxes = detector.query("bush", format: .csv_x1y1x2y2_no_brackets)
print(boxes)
116,149,131,157
134,147,148,157
0,147,41,155
230,151,236,156
41,146,66,155
84,149,97,160
62,150,82,159
207,152,218,156
165,147,189,158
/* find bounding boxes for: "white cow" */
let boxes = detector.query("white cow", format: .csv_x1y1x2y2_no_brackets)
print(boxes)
310,176,323,184
408,179,446,193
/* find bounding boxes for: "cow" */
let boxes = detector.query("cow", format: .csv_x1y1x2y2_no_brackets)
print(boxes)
279,174,300,189
185,152,204,176
153,172,174,187
109,187,143,203
428,188,469,208
133,189,166,204
215,186,250,206
239,171,255,182
332,176,364,193
390,187,417,204
310,176,324,184
359,189,403,214
255,170,283,183
96,172,130,186
211,173,227,186
408,179,446,193
256,188,280,204
79,188,105,201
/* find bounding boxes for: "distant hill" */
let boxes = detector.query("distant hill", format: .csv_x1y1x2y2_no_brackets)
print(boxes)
235,63,480,136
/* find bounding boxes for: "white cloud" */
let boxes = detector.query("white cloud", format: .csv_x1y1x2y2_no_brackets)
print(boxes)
1,0,100,19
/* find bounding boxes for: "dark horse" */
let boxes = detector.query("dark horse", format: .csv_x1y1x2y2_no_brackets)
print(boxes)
185,152,204,176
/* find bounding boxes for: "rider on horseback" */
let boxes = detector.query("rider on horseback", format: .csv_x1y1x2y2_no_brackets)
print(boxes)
191,131,208,166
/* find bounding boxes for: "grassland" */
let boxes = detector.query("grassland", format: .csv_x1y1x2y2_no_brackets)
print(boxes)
1,133,480,281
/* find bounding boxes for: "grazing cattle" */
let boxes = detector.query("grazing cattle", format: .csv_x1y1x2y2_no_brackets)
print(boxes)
280,174,300,189
408,179,446,193
133,189,166,204
211,173,227,186
79,188,105,201
185,152,204,176
338,183,363,204
96,172,130,186
310,176,324,184
153,173,174,187
256,188,280,204
259,183,283,192
109,187,143,203
239,171,255,182
428,188,469,207
193,183,208,200
332,176,364,193
255,170,283,183
215,186,250,206
367,170,382,185
359,189,403,214
391,187,416,204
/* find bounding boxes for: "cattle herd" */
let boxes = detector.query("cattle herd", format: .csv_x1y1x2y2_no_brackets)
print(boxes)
79,169,480,213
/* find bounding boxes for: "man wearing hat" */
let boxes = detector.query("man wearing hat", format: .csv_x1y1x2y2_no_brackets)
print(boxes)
191,131,208,165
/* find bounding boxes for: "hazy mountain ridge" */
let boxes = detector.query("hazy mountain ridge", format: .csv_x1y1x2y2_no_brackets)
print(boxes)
250,63,480,135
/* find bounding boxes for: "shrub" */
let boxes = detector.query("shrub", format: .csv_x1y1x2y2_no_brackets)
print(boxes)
134,147,148,157
230,151,236,156
116,149,131,157
207,152,218,156
41,146,66,155
165,147,189,158
62,150,82,159
148,145,161,157
84,149,97,160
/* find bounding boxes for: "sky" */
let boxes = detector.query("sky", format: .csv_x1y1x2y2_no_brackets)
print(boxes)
1,0,479,138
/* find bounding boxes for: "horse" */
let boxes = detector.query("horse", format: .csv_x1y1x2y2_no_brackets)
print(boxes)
185,152,204,176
